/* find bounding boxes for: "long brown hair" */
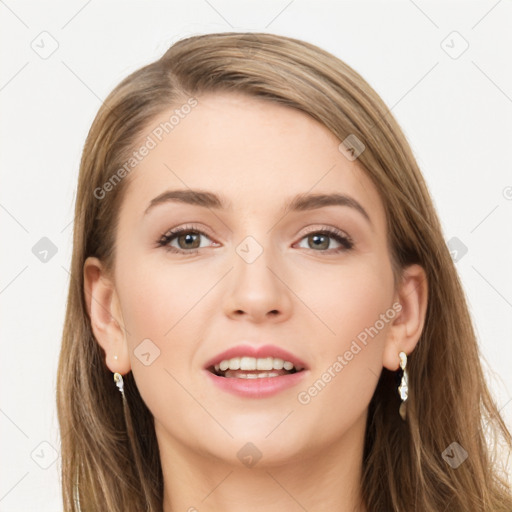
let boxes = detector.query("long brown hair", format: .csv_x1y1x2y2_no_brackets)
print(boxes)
56,31,512,511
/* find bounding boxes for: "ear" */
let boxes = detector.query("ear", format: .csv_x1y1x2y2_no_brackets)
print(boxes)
383,264,428,371
83,256,131,374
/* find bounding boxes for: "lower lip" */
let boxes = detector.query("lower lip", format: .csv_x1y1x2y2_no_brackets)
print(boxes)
204,369,309,398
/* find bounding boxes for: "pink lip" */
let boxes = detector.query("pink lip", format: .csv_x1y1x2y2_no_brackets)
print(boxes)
203,344,309,399
205,368,309,398
203,344,308,370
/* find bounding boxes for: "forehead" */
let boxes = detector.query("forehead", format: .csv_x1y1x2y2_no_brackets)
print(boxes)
117,92,386,226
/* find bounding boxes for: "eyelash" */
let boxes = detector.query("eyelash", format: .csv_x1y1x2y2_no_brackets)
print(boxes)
157,224,354,255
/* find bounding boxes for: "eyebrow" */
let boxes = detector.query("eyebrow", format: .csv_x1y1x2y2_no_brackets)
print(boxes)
144,189,372,225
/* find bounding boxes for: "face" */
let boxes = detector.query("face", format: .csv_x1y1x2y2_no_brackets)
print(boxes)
108,92,399,466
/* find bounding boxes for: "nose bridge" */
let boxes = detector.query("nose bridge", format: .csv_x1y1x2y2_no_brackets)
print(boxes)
224,225,291,319
233,230,279,288
235,233,267,266
230,213,275,267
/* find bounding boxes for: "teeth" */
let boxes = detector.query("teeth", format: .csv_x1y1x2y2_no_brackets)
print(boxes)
256,357,273,370
240,356,256,370
237,371,280,379
213,356,299,373
225,371,281,379
273,358,284,370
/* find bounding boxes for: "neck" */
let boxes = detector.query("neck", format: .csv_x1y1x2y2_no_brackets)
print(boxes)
158,415,368,512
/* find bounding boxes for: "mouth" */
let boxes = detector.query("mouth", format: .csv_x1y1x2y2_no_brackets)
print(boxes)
204,352,308,398
207,356,305,379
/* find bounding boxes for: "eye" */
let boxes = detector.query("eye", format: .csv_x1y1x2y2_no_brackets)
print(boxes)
157,225,354,255
295,227,353,253
157,225,217,255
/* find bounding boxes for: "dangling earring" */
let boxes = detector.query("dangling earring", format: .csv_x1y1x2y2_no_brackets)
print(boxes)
398,351,408,421
113,372,125,397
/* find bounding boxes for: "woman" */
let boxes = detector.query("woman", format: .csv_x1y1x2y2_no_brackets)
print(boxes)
56,32,512,511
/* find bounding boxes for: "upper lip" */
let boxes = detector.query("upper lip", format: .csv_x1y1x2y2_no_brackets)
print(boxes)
203,344,308,371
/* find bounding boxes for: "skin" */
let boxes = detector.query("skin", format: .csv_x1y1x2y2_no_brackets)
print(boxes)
84,92,428,512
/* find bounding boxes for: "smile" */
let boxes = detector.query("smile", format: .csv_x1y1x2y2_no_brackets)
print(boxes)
203,344,309,397
209,356,304,379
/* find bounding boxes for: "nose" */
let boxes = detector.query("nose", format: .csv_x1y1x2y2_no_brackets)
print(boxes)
222,237,293,323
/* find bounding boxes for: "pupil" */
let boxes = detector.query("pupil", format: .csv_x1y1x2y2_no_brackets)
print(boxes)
179,232,200,249
310,234,328,250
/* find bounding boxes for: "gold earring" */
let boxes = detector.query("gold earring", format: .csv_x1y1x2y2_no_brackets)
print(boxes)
398,351,408,421
113,372,125,396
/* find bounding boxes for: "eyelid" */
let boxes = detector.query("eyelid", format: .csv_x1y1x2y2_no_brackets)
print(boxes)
159,223,215,241
300,224,352,242
158,223,351,241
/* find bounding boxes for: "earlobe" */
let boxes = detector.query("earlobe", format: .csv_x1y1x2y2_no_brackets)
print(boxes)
83,256,131,374
383,264,428,371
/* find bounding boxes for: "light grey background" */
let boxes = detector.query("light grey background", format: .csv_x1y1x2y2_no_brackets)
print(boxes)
1,1,511,510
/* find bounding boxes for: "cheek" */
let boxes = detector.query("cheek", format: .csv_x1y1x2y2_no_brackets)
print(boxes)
119,255,215,344
298,256,395,349
115,257,220,422
115,277,202,443
115,260,201,390
294,258,395,415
